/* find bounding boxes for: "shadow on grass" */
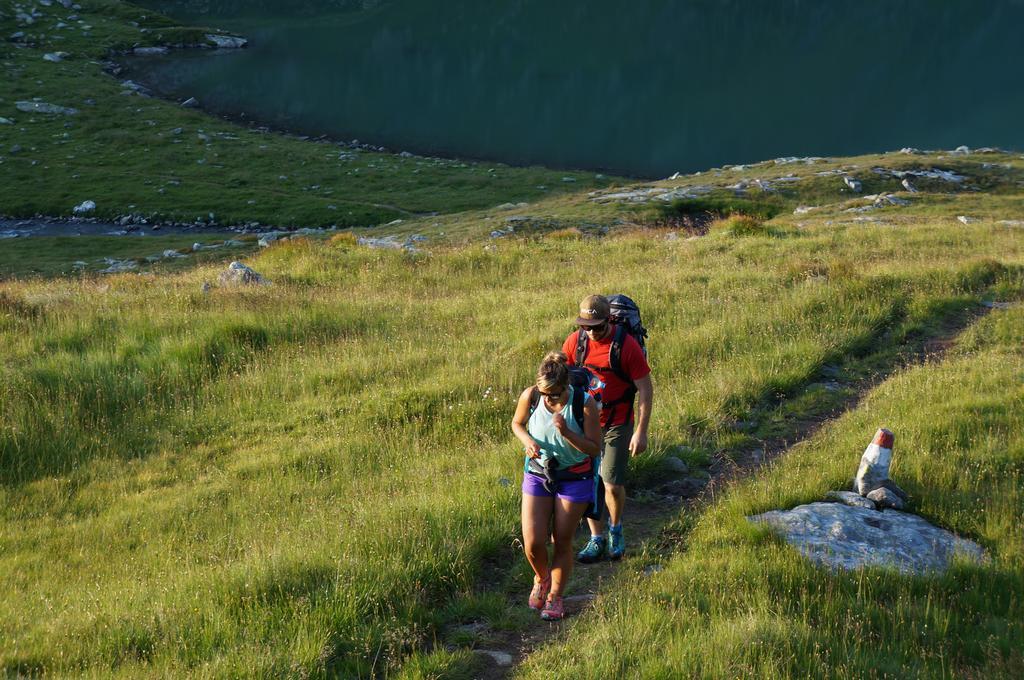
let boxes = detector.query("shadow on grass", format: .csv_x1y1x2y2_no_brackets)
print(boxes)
0,310,386,486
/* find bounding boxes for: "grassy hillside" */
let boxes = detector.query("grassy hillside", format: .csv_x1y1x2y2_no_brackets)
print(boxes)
0,0,612,229
2,2,1024,678
2,209,1022,676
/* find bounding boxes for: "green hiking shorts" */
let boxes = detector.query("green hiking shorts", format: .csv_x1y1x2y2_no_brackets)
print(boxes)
600,422,633,487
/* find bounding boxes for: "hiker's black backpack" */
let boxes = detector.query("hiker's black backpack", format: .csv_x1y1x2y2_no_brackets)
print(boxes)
574,294,648,422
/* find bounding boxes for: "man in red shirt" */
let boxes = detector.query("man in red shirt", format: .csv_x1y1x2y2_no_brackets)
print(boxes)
563,294,652,562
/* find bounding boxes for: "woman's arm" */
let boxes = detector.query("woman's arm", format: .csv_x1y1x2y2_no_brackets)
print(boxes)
553,398,601,457
511,387,541,458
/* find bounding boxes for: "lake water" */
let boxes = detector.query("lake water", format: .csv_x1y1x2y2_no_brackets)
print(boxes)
129,1,1024,178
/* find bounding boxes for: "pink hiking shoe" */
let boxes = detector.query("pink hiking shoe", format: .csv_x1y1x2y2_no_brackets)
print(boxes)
540,595,565,621
528,577,551,610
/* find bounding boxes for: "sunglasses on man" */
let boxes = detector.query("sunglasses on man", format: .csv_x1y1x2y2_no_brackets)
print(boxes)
579,321,608,333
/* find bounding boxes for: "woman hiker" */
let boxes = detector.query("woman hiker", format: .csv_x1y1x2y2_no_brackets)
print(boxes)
511,351,601,620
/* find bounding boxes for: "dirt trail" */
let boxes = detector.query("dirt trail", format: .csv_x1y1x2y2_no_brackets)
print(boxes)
458,305,992,679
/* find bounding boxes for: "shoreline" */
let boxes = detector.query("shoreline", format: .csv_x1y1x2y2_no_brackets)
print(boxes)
114,53,641,182
0,215,266,239
107,14,645,181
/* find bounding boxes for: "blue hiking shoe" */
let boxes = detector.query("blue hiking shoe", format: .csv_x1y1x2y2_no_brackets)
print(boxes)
576,536,606,564
608,525,625,560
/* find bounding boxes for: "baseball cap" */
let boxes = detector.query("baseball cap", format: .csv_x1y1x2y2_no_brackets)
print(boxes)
575,294,610,326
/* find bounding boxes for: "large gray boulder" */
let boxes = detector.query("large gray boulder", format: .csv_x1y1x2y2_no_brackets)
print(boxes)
749,502,984,574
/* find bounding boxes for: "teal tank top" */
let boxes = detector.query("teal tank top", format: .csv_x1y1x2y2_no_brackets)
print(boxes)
525,386,590,470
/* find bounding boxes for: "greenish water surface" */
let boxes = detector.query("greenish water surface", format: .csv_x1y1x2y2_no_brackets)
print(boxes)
129,0,1024,177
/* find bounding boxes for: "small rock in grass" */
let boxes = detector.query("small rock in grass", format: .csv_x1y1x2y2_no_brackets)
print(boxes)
820,364,842,378
205,34,247,49
133,46,168,56
449,621,489,637
844,176,862,193
100,259,139,274
43,51,69,62
825,490,877,510
72,200,95,214
876,479,909,502
16,100,78,115
866,487,905,510
660,477,707,498
901,178,918,193
952,145,971,155
181,97,199,108
163,249,185,259
0,118,13,125
663,456,689,475
957,215,977,225
475,650,513,667
219,261,269,286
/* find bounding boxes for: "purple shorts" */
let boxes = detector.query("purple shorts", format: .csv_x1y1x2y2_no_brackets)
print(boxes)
522,472,595,505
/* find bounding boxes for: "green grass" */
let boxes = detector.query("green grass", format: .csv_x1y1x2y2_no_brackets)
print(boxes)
519,305,1024,679
0,234,260,278
1,215,1022,676
2,3,1024,678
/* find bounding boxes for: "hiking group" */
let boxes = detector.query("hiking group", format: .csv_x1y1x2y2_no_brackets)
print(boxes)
511,294,653,621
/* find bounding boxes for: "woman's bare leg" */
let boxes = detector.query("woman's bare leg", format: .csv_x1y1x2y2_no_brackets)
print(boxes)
550,498,589,597
522,492,554,582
